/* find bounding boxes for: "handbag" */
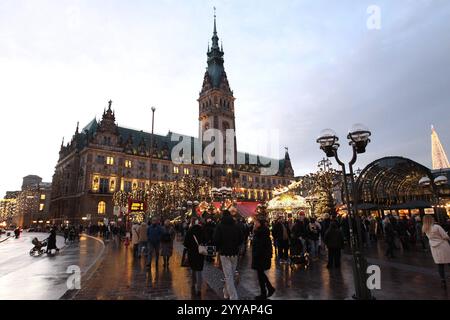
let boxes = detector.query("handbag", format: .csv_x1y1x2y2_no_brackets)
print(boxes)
193,235,208,255
193,235,216,256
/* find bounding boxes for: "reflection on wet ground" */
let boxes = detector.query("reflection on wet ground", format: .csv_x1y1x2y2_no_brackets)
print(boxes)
3,231,448,300
74,237,450,300
0,232,104,300
74,240,218,300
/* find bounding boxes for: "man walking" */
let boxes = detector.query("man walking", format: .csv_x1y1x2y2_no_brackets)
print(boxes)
147,217,163,269
323,221,344,268
214,209,244,300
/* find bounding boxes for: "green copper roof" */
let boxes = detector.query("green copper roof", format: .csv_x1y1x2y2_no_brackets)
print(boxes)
206,13,225,88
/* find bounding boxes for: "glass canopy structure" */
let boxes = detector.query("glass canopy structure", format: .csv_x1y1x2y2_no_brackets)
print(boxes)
355,157,439,214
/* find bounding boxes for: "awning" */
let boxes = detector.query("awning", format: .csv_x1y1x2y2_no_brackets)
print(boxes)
211,201,260,218
356,203,378,210
235,202,260,218
389,200,432,210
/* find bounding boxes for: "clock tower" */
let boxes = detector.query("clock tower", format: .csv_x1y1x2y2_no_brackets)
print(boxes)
198,11,237,164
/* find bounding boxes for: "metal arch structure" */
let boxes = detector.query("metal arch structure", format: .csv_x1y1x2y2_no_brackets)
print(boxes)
355,156,435,207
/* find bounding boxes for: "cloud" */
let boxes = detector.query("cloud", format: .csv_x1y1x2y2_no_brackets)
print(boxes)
0,0,449,195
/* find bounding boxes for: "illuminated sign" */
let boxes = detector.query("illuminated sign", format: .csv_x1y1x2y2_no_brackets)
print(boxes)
129,201,145,212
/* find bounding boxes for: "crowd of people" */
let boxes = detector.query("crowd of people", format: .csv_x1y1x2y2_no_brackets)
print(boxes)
178,207,272,300
123,208,257,299
45,208,450,297
119,209,450,298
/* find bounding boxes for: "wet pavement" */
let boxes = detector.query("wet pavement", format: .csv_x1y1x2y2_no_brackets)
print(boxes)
0,232,104,300
2,231,449,300
73,239,219,300
233,240,450,300
73,236,450,300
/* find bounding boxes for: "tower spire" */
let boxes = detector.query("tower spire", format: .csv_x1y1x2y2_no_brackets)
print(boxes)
211,7,219,49
431,125,450,169
205,7,225,88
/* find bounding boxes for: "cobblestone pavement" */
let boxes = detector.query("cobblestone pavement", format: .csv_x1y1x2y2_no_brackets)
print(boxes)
72,236,450,300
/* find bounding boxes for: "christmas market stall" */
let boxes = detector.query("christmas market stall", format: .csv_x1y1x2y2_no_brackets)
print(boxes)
267,192,311,221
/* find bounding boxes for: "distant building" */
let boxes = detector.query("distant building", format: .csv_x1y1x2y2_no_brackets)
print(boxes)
21,175,43,190
0,192,18,227
8,176,52,228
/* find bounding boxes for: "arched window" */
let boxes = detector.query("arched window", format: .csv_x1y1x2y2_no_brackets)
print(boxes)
98,201,106,214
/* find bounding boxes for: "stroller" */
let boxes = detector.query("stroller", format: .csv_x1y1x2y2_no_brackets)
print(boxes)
289,238,310,270
29,237,48,256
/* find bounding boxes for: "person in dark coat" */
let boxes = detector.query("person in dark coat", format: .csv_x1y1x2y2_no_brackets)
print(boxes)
146,218,163,268
292,217,309,255
203,217,216,262
213,209,244,300
183,217,205,296
384,217,396,258
46,228,59,253
320,213,332,240
323,221,344,268
252,218,275,300
397,217,410,251
272,218,290,262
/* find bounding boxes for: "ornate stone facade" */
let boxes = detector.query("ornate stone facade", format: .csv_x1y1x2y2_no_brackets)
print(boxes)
49,16,294,224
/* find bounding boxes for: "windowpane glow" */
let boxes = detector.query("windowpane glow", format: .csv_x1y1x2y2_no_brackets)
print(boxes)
98,201,106,214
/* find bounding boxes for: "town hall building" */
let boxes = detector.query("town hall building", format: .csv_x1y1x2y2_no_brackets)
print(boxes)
49,15,294,223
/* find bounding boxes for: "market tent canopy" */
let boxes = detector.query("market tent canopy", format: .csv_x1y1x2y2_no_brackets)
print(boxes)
267,193,310,211
235,202,259,218
211,201,260,218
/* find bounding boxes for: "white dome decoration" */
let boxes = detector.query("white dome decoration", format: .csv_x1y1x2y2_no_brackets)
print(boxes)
434,175,448,186
418,176,431,186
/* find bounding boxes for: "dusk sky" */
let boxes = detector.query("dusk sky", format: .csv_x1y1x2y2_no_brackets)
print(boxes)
0,0,449,196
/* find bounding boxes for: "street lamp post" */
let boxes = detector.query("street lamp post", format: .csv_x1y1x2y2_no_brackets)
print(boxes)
419,174,448,224
147,106,156,220
149,106,156,187
318,157,332,172
316,124,374,300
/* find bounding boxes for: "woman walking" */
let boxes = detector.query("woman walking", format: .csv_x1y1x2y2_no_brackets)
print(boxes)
422,215,450,288
131,222,140,258
160,219,176,268
183,217,205,296
46,227,59,254
251,218,275,300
